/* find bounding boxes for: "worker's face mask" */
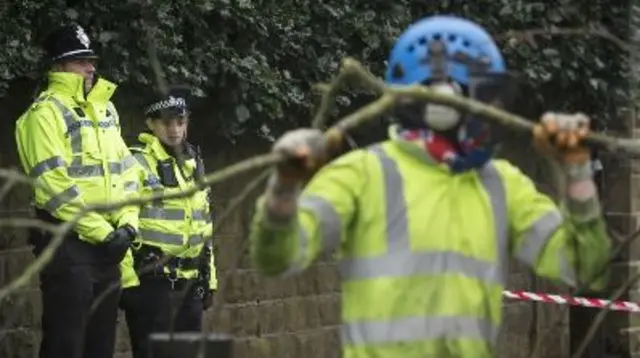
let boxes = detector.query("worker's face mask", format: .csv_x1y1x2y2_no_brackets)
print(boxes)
423,81,463,131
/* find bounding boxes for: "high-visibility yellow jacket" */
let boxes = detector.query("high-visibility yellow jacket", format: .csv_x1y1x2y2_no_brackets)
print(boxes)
119,133,217,290
15,71,140,244
250,126,611,358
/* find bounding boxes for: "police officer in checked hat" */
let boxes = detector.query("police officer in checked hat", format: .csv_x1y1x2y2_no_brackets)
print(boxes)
15,23,141,358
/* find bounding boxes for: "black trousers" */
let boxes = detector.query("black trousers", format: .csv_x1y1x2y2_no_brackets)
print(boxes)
120,279,204,358
32,209,123,358
39,265,121,358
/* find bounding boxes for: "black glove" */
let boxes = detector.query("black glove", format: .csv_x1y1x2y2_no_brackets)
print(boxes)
103,224,136,262
203,289,215,310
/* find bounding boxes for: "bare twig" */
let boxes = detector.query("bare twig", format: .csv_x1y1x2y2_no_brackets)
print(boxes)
496,24,630,52
0,218,58,231
3,57,640,306
0,176,18,204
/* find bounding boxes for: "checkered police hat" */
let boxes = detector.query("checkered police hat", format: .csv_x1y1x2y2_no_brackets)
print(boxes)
144,85,192,119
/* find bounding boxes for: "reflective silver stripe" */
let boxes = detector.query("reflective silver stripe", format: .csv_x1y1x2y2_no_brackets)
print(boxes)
49,97,127,179
132,152,163,190
111,155,138,173
132,151,163,208
340,145,509,346
477,162,509,283
139,229,183,245
192,210,209,221
188,235,205,246
44,185,80,212
299,195,342,252
48,97,83,154
342,251,501,284
282,195,342,276
140,207,185,220
138,229,205,247
515,210,575,285
515,210,563,267
132,151,153,171
67,157,138,178
30,156,66,178
124,181,139,192
343,316,499,346
67,164,101,177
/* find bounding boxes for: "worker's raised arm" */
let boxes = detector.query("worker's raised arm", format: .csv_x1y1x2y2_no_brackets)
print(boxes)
502,112,611,290
249,129,365,276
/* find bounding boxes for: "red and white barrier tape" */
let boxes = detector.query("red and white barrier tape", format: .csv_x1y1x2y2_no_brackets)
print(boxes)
503,290,640,313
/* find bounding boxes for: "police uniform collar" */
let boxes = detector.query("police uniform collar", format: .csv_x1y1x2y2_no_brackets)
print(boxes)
139,133,196,161
47,71,117,103
139,133,175,161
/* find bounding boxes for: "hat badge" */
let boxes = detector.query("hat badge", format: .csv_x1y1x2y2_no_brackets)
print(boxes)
75,26,91,49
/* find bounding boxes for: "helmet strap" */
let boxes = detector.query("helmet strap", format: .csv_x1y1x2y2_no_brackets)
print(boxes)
428,40,449,82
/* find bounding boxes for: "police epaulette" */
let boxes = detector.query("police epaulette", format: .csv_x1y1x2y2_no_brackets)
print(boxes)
29,95,52,111
128,144,145,153
128,140,147,152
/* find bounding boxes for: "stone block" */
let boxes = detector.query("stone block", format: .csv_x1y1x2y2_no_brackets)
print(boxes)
536,300,568,332
233,269,263,303
283,296,309,332
313,263,340,294
497,327,530,358
1,248,38,288
113,353,133,358
260,274,297,300
0,288,40,329
0,328,39,358
535,326,569,358
227,303,259,337
256,299,285,335
241,336,273,358
317,293,340,326
115,317,131,353
502,301,534,337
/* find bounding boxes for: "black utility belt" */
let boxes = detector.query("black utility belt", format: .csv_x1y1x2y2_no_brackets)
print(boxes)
140,275,202,291
133,244,202,272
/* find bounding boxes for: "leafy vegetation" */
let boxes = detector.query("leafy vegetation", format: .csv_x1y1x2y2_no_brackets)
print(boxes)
0,0,629,143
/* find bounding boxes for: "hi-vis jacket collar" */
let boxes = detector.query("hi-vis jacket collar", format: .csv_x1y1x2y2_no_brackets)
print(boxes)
138,132,198,175
139,132,172,161
47,71,117,104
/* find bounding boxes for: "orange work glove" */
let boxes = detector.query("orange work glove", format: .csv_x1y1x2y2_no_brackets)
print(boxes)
532,112,591,165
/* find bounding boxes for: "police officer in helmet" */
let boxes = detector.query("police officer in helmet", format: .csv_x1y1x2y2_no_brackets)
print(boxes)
15,23,141,358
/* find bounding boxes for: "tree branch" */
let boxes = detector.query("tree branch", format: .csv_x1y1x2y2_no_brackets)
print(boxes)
3,57,639,306
495,24,631,52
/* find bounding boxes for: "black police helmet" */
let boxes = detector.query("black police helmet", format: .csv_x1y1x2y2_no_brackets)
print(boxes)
43,23,98,63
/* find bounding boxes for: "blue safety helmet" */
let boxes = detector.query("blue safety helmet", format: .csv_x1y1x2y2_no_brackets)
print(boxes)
385,15,516,173
385,15,506,86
